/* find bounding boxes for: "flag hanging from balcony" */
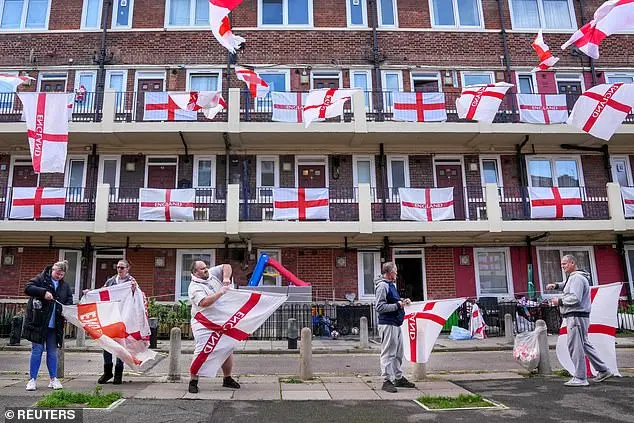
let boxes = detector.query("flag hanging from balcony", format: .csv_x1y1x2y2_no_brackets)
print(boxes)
0,73,34,90
561,0,634,59
169,91,226,120
531,30,559,72
469,303,487,340
273,188,329,221
138,188,195,221
303,88,357,128
235,67,270,98
456,82,513,124
191,289,287,377
209,0,246,53
567,83,634,141
272,92,308,123
528,187,583,219
18,92,69,174
556,282,622,377
392,92,447,122
144,92,195,121
10,187,66,219
399,187,455,221
620,187,634,217
402,298,466,363
517,94,568,124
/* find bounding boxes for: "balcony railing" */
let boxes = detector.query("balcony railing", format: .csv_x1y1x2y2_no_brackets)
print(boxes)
107,187,226,222
370,186,487,221
239,186,359,222
112,91,229,122
0,92,102,122
1,185,96,221
499,186,609,220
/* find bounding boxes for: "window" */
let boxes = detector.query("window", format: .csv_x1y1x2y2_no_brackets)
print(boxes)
75,71,97,112
517,74,536,94
311,71,341,89
259,0,313,26
411,72,441,93
98,155,120,199
76,71,96,92
259,249,282,286
610,156,632,186
193,156,215,188
430,0,482,28
0,70,17,111
176,249,214,300
186,71,220,92
166,0,209,27
112,0,133,28
257,156,279,188
606,73,634,84
377,0,397,27
358,251,380,299
346,0,367,27
381,71,402,108
480,157,501,185
353,155,376,187
351,70,372,109
387,155,409,198
474,248,514,296
106,70,127,113
60,250,82,301
461,72,493,87
537,247,596,294
509,0,575,29
1,0,50,29
81,0,102,29
527,157,582,187
623,247,634,301
256,70,289,108
65,157,87,200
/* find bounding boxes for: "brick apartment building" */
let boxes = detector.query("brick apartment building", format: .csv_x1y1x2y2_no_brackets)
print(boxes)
0,0,633,305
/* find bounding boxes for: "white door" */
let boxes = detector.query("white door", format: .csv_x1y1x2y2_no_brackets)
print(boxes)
611,157,632,186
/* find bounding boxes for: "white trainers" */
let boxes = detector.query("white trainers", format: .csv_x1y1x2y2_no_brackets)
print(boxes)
48,378,63,390
593,371,613,383
26,379,36,391
564,377,589,387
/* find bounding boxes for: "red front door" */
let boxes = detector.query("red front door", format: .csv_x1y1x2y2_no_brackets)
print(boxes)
298,165,326,188
95,258,121,288
12,164,38,187
147,165,177,189
435,163,465,220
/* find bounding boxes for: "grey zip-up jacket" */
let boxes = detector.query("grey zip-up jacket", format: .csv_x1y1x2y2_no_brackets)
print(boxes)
555,270,591,317
104,274,136,287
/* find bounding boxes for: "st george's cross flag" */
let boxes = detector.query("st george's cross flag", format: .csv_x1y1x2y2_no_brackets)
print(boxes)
399,187,455,222
144,92,197,121
169,91,226,120
456,82,513,124
402,298,466,363
567,83,634,141
303,88,357,127
517,94,568,124
556,282,623,377
235,67,270,98
392,92,447,122
272,91,308,123
10,187,65,219
0,73,34,91
531,30,559,72
528,187,583,219
139,188,195,222
18,92,69,173
209,0,245,53
620,186,634,217
191,289,287,377
273,188,329,221
469,303,487,340
561,0,634,59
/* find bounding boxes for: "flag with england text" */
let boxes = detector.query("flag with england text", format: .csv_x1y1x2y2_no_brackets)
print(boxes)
399,187,454,221
303,88,357,127
456,83,513,124
272,92,308,123
138,188,195,222
517,94,568,124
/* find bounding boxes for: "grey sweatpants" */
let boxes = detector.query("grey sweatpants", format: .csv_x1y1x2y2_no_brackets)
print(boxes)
566,316,608,380
379,324,403,382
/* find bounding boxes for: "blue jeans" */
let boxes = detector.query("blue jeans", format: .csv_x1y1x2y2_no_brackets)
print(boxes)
30,328,57,380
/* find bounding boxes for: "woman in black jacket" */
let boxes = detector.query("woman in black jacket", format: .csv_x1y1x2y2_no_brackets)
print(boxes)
23,261,73,391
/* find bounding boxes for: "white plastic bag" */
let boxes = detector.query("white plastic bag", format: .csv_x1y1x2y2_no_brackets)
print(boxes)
512,325,545,371
448,326,472,340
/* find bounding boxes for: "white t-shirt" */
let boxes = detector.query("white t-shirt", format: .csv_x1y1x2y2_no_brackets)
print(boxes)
188,265,231,317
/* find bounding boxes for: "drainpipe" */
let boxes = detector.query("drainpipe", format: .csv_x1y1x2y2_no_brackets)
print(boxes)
516,135,529,217
495,0,517,119
379,143,387,220
242,156,249,220
95,0,112,122
368,0,384,121
89,144,98,219
578,0,598,86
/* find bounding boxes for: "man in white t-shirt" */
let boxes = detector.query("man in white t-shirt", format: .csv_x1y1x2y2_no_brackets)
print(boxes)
187,260,240,394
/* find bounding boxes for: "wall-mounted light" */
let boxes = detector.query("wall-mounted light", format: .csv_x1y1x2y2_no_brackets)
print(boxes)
300,67,311,84
282,162,292,172
154,257,165,268
125,161,136,172
3,255,14,266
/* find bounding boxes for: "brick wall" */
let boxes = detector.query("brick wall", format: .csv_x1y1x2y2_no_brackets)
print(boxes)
409,155,433,187
501,154,521,188
0,155,9,187
424,247,456,299
0,247,58,297
464,155,481,188
279,155,295,187
581,155,609,187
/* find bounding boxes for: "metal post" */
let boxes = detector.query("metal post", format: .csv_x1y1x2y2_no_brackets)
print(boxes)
299,327,313,380
56,340,65,379
9,315,22,346
149,317,158,349
288,318,298,350
168,327,181,382
536,320,552,375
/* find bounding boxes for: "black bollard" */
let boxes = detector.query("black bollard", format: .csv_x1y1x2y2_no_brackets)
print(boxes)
9,315,23,346
149,317,158,349
287,318,298,350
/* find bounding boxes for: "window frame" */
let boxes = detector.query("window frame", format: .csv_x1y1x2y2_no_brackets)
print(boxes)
98,155,121,200
516,72,538,94
460,71,494,88
479,155,503,187
473,247,515,298
536,246,598,296
7,155,39,189
144,155,179,188
81,0,103,30
376,0,398,28
0,0,52,31
59,249,83,302
65,155,89,201
409,71,442,92
185,68,223,92
175,248,215,301
386,154,410,197
605,72,634,84
357,251,381,300
37,71,68,92
74,70,97,92
610,155,633,186
622,246,634,301
112,0,134,29
525,155,585,188
555,72,586,92
256,155,280,188
192,155,216,189
350,69,373,110
254,68,290,109
257,0,314,27
258,248,282,286
352,154,377,188
0,70,18,112
105,69,129,113
508,0,577,31
295,155,329,188
429,0,484,29
164,0,210,28
346,0,367,27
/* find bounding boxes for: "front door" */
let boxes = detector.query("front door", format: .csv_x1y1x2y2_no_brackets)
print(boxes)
94,257,121,288
147,164,177,189
313,78,340,89
40,79,66,92
298,164,326,188
435,162,465,220
394,253,424,301
12,163,38,187
611,157,632,186
136,78,164,121
557,81,583,111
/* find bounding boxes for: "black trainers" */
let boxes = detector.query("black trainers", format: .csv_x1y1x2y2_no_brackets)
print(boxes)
381,380,397,393
188,379,199,394
222,376,241,389
394,377,416,388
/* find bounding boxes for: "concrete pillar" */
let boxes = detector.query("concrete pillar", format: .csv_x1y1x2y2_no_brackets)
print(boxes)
101,88,116,128
352,90,368,133
412,363,427,381
287,318,298,350
536,320,551,375
94,183,110,232
228,88,241,133
485,183,502,232
359,316,369,349
57,341,65,379
299,327,313,380
504,313,514,343
607,182,626,231
168,327,181,382
226,184,240,234
358,183,373,234
76,327,86,348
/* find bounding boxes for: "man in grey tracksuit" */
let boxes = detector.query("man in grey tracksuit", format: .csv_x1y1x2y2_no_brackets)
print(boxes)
374,261,415,393
546,254,613,387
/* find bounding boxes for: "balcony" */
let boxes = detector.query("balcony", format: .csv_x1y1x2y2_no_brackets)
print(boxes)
0,92,102,123
0,186,96,221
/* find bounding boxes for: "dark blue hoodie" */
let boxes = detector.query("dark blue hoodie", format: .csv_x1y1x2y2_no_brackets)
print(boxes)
374,276,405,326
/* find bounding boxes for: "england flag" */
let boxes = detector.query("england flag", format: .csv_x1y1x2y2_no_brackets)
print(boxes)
399,188,455,221
273,188,329,221
144,92,197,121
303,88,357,128
621,186,634,217
272,92,308,123
10,187,66,220
456,83,513,124
529,187,583,219
169,91,226,120
392,92,446,122
209,0,245,53
138,188,195,222
517,94,568,124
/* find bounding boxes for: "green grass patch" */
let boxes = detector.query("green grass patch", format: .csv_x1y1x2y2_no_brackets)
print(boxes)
280,377,304,384
416,394,492,409
553,369,572,378
36,387,122,409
